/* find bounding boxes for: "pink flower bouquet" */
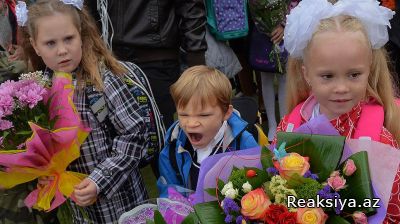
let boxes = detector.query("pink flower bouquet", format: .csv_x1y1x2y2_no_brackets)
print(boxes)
0,71,90,212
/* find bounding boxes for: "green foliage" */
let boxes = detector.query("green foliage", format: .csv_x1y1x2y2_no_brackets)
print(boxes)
152,210,167,224
229,168,247,190
260,146,274,173
181,213,199,224
338,152,376,215
294,178,323,200
194,201,225,224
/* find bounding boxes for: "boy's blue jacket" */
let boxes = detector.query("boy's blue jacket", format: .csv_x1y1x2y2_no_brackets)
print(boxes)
157,112,258,197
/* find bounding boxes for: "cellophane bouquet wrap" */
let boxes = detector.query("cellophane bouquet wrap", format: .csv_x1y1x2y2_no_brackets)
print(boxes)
189,115,399,224
0,71,90,213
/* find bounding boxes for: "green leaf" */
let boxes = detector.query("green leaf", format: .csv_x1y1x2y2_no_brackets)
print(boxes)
146,220,155,224
34,114,45,123
15,130,33,136
194,201,225,224
153,210,167,224
338,152,376,215
277,132,345,181
286,173,308,189
326,215,351,224
260,146,274,171
57,202,74,224
2,131,9,138
205,188,217,197
217,178,225,191
181,212,199,224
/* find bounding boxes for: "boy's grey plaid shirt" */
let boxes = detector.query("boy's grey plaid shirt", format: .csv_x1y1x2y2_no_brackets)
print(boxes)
66,66,149,223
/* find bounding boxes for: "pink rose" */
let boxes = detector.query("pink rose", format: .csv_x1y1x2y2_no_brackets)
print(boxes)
352,211,368,224
327,171,346,191
297,207,328,224
343,159,357,176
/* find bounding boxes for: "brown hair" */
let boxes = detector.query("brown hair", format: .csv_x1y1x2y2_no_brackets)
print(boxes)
21,0,125,90
170,65,232,113
286,15,400,143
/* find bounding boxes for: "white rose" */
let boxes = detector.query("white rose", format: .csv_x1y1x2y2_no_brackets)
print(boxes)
242,181,252,193
224,188,239,199
221,181,233,195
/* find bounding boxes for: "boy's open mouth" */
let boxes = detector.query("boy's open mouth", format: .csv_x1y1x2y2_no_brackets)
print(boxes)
188,133,203,143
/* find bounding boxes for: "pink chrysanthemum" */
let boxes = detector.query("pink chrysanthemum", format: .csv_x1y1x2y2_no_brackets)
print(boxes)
15,80,47,109
0,119,13,131
0,93,15,117
0,80,16,96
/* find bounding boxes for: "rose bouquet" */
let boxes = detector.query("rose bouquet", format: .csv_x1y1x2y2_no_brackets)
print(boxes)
187,114,400,224
248,0,288,73
192,141,376,224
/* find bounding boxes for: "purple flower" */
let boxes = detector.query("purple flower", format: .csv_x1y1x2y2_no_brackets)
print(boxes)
0,136,3,146
236,215,247,224
224,214,233,223
317,185,342,214
0,80,15,96
222,198,240,214
0,93,15,117
17,143,25,149
267,167,279,176
14,80,47,108
304,170,319,180
0,119,13,131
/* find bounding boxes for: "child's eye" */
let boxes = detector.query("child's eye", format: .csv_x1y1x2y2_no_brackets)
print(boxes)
46,41,55,47
65,36,74,43
200,114,211,117
349,72,361,79
321,74,333,80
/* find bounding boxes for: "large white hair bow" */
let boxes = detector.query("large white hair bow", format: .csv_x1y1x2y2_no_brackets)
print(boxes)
61,0,84,10
15,0,84,27
284,0,395,58
16,1,28,27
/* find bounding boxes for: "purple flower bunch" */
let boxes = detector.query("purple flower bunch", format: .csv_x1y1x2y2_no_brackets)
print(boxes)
0,71,51,150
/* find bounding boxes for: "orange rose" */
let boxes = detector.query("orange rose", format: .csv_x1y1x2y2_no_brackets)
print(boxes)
274,153,310,179
241,188,271,220
297,207,328,224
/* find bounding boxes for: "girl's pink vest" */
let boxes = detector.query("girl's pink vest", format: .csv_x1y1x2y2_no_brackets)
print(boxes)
286,100,400,141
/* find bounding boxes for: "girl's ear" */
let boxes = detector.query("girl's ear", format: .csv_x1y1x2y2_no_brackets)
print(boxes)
301,65,310,86
223,105,233,121
29,37,40,56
